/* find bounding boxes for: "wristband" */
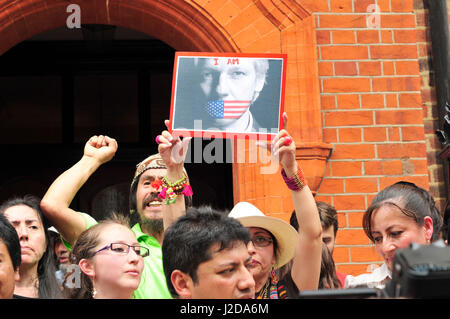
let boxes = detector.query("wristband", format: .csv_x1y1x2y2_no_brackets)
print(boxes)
281,167,306,191
158,173,193,204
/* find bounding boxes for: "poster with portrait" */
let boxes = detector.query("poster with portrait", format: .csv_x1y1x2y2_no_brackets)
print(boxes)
169,52,287,140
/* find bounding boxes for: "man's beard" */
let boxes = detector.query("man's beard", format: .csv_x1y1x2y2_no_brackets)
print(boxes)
141,217,164,236
139,191,164,235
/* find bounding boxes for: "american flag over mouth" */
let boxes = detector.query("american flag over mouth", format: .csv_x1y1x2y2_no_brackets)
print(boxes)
206,100,251,119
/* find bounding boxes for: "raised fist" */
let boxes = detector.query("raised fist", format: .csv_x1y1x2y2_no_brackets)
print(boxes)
83,135,118,164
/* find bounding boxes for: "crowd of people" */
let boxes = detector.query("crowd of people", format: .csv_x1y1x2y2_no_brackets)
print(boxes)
0,112,448,299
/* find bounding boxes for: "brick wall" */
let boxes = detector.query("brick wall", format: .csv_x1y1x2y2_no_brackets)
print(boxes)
309,0,436,275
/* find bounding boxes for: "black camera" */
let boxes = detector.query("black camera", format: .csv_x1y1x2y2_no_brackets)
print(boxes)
384,241,450,298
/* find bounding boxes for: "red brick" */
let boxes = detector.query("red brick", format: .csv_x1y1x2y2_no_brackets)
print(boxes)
324,110,373,126
415,29,429,42
330,161,363,176
314,195,332,204
398,93,421,108
339,127,362,142
383,61,395,75
320,178,345,193
385,93,398,107
335,61,358,76
323,78,371,93
394,29,418,43
333,247,350,263
319,14,367,28
361,94,384,108
346,177,379,193
375,109,424,125
323,128,338,143
372,76,421,91
330,0,353,12
391,0,414,12
347,211,365,228
396,61,420,75
388,127,401,141
378,0,391,12
381,14,416,28
370,45,418,59
332,144,376,159
363,127,387,142
379,176,429,190
364,160,405,176
336,228,370,244
382,160,404,175
321,45,369,60
409,159,429,175
318,62,334,76
359,61,382,76
354,0,376,12
337,212,347,229
376,142,427,158
402,126,425,141
316,30,331,44
364,160,383,175
351,247,384,262
356,29,379,43
337,94,360,108
381,30,394,43
332,30,356,44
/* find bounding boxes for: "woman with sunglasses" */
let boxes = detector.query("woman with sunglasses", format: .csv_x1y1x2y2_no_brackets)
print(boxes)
63,214,146,299
228,113,323,298
345,181,443,289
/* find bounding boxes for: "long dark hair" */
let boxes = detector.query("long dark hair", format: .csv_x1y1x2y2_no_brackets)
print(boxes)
363,181,443,243
319,243,341,289
0,195,63,298
0,213,21,270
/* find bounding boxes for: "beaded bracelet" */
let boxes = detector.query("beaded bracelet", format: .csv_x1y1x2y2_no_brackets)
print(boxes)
281,167,306,192
161,174,188,195
158,173,193,204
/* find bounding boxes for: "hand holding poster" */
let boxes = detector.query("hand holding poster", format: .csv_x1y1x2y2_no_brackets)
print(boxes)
169,52,287,140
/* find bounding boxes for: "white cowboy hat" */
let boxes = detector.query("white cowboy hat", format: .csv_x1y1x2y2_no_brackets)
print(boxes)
47,226,59,234
228,202,298,269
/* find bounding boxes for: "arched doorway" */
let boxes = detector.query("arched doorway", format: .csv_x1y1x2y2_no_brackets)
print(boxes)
0,24,234,217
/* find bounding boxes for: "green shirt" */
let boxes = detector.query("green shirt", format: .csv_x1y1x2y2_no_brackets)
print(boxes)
63,213,172,299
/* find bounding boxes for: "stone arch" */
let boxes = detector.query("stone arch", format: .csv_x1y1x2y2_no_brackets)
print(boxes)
0,0,238,53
